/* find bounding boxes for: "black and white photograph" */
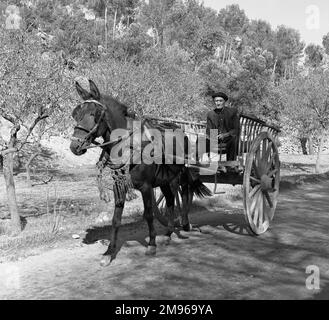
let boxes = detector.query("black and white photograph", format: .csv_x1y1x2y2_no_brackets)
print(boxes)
0,0,328,303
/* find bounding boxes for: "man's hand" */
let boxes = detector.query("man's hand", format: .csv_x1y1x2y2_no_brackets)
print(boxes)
216,132,231,139
217,130,237,139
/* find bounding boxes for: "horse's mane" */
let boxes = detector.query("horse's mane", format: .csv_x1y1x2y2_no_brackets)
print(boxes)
103,94,128,114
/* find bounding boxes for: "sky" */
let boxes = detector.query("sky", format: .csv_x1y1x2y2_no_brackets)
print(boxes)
203,0,329,45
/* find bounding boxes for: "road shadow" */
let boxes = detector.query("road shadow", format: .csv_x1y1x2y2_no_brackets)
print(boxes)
83,203,251,261
82,180,329,299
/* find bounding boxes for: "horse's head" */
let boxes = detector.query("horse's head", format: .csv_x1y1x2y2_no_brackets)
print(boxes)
70,80,110,155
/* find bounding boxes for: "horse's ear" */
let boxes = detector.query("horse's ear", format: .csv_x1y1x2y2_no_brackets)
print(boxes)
75,81,91,100
89,79,100,100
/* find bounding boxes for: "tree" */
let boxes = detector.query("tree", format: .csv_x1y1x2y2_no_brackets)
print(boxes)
273,25,305,79
162,0,225,66
322,32,329,55
138,0,176,47
243,19,274,50
0,29,69,233
218,4,248,37
107,22,153,62
305,44,324,69
278,72,329,172
80,43,206,120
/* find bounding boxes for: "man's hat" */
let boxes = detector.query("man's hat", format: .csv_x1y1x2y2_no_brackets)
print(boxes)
211,92,228,101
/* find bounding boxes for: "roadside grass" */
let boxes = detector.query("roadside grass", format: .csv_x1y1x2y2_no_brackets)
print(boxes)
1,154,329,262
0,166,145,262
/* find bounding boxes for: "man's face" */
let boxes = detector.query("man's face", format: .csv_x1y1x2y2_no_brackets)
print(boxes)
214,97,225,109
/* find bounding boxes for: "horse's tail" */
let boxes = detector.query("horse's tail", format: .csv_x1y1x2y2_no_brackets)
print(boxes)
184,166,212,198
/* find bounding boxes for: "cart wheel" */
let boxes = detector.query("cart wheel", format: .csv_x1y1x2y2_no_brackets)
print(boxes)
153,187,182,228
243,132,280,235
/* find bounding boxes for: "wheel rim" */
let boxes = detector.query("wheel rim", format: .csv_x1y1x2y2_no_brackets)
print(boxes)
243,132,280,235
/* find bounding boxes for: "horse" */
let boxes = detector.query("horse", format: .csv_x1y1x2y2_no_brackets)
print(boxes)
69,79,212,266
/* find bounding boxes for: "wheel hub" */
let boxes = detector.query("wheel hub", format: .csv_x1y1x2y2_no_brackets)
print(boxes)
260,174,272,192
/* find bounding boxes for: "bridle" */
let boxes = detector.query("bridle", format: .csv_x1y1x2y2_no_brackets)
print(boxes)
71,99,111,152
72,99,143,152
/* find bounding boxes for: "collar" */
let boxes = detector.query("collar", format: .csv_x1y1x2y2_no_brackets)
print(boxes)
214,107,225,114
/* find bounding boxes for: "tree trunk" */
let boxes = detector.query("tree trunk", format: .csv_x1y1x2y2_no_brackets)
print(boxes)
159,26,164,47
299,137,308,155
308,136,314,155
104,6,108,49
315,133,325,173
272,58,278,80
25,152,41,188
112,8,117,40
228,43,232,61
222,43,227,64
3,152,21,233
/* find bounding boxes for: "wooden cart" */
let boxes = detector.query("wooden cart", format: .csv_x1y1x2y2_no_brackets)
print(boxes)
148,114,281,235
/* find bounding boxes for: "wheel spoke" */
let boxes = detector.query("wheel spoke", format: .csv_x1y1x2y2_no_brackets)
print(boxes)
262,139,267,159
249,184,261,198
250,176,260,184
252,159,261,179
256,147,261,164
267,168,278,178
257,194,264,226
250,189,260,214
264,142,273,171
264,191,273,208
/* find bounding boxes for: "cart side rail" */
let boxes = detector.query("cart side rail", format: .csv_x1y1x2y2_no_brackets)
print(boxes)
238,115,280,157
144,114,280,149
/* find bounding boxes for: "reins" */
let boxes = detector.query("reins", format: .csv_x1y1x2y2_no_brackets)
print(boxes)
72,99,145,151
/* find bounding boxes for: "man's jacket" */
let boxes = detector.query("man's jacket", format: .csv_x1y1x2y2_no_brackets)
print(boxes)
206,107,240,138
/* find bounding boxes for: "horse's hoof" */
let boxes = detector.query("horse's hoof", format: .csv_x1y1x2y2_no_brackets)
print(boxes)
100,255,111,267
145,245,156,256
97,239,110,246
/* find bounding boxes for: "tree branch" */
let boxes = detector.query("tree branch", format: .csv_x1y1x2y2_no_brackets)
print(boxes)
16,112,49,151
0,108,17,125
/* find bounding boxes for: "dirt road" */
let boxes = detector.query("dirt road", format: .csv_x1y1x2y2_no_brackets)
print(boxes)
1,180,329,300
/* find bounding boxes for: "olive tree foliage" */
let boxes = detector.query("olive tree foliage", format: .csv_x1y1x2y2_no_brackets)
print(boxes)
78,43,206,120
275,72,329,172
0,29,71,232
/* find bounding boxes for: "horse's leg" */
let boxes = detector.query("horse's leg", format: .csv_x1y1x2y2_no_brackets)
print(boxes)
100,194,126,267
160,184,176,243
180,180,193,231
142,186,157,255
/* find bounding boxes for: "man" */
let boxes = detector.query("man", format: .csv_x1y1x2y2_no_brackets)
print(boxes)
206,92,239,161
